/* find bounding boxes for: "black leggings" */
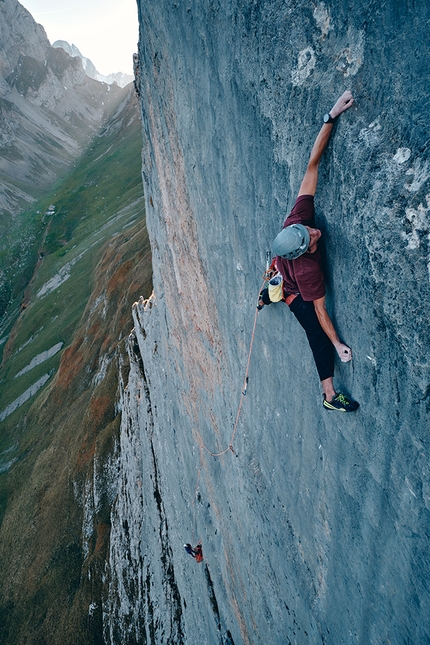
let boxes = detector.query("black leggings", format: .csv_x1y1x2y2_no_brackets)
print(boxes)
288,295,334,382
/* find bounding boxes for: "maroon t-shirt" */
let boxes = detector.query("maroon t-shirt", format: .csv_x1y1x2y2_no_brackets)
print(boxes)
275,195,325,302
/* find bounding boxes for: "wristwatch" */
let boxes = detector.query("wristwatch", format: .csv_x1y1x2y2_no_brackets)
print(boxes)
323,113,337,124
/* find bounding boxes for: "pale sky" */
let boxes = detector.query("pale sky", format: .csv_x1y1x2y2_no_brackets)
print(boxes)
19,0,138,75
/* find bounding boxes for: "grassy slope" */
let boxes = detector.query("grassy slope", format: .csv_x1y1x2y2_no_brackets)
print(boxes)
0,87,144,421
0,79,127,321
0,87,152,645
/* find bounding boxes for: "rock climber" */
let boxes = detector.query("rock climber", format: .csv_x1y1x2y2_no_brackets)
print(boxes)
193,543,203,563
183,542,204,562
184,543,195,557
259,90,359,412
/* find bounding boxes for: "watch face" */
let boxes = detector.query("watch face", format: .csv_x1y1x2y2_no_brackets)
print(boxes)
323,113,330,123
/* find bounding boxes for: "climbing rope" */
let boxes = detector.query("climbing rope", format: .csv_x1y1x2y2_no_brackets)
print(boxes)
198,277,268,458
190,258,273,546
191,449,203,545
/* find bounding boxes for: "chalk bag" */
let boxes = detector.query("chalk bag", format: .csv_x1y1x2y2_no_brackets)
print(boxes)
268,273,284,302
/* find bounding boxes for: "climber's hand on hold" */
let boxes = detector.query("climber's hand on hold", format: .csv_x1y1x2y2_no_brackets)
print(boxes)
257,287,271,310
335,342,352,363
330,90,354,118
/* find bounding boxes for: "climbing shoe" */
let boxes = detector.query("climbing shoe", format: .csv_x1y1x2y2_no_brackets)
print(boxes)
323,392,359,412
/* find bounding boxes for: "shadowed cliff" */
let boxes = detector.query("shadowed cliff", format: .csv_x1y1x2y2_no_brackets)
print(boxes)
105,1,430,644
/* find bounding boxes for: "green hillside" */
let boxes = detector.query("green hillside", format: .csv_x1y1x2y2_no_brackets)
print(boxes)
0,84,140,345
0,86,148,420
0,87,152,645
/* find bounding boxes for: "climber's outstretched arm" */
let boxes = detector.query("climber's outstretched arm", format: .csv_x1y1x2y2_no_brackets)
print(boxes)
313,296,352,362
298,90,354,197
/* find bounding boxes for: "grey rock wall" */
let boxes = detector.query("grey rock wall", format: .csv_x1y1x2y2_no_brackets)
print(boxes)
0,0,50,77
108,2,430,643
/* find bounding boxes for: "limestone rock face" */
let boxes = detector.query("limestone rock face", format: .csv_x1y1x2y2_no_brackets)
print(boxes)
109,1,430,643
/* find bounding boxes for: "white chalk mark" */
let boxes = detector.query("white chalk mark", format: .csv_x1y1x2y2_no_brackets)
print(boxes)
405,478,417,498
405,159,430,193
313,4,331,38
291,47,316,86
402,196,430,250
393,148,411,164
336,29,364,77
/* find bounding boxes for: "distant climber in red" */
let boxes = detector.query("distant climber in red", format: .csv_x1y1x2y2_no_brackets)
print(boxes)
193,543,203,563
184,542,204,562
259,91,359,412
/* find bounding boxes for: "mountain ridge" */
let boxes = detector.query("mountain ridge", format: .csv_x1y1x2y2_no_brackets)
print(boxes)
0,0,50,77
52,40,133,88
0,0,128,228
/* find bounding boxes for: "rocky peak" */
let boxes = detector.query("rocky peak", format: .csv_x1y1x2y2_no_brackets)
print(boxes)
0,0,127,224
0,0,50,78
53,40,134,88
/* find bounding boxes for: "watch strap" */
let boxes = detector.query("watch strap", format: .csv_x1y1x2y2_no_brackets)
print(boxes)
324,113,337,124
